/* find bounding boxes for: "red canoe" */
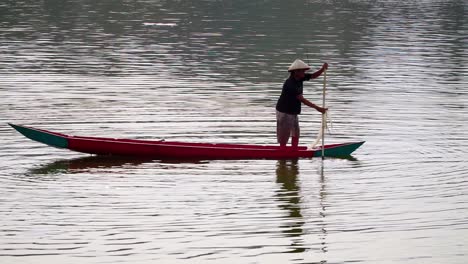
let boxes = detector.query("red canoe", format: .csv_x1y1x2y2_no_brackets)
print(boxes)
9,123,364,160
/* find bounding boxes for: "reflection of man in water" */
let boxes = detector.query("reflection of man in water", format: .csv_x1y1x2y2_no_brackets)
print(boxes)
276,160,302,218
275,160,305,252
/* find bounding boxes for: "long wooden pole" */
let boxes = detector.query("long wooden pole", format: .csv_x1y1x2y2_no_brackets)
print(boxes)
321,70,327,160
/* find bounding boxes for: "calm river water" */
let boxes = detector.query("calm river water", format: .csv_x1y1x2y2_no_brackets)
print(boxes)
1,1,467,263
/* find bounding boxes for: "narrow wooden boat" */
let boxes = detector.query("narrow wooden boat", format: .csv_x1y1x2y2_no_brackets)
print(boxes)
9,123,364,160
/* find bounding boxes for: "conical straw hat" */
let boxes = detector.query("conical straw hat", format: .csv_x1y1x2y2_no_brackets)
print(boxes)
288,59,310,72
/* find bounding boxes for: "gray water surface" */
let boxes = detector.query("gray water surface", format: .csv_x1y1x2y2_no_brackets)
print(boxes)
1,1,467,263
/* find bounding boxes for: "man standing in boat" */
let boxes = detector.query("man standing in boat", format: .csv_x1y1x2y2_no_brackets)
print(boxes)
276,59,328,148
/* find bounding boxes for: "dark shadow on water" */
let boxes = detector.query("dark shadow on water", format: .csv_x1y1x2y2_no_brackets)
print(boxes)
28,155,208,175
320,155,359,162
28,155,153,175
29,154,358,175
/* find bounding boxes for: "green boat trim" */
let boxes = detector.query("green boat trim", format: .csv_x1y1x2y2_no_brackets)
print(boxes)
9,123,68,149
314,141,365,157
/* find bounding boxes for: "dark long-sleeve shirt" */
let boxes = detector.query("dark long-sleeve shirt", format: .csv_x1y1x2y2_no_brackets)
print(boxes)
275,65,326,115
275,74,313,115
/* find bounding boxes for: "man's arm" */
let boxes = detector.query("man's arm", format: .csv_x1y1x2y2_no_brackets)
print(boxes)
309,62,329,79
297,94,327,113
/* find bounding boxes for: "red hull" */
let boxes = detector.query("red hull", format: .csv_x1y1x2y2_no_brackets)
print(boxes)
69,136,314,159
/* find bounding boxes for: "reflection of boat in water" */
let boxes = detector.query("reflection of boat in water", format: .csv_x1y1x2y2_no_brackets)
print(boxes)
28,156,154,174
29,155,208,175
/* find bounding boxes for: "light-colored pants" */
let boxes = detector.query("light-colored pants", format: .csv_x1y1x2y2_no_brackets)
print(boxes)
276,111,299,146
